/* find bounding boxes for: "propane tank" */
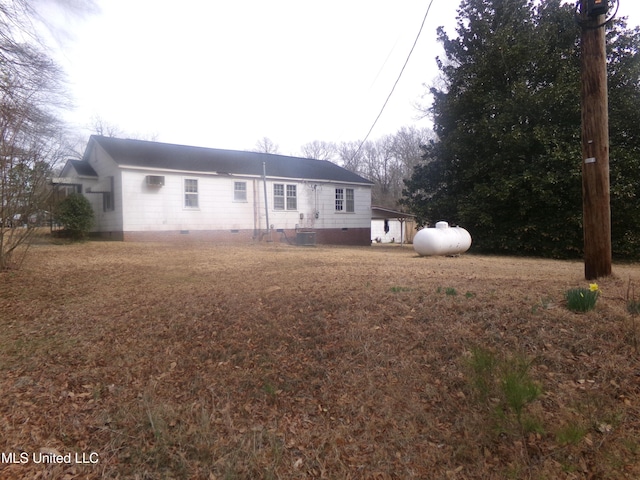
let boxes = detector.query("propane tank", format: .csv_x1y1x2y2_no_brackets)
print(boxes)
413,221,472,256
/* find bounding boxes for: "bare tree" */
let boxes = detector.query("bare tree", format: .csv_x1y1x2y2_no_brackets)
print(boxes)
333,126,433,208
0,0,88,269
390,126,434,174
89,115,124,138
254,137,280,154
35,0,99,15
300,140,336,161
336,140,365,176
360,138,405,208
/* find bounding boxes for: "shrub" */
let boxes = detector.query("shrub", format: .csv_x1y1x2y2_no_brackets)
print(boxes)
56,193,94,239
565,283,599,313
627,299,640,315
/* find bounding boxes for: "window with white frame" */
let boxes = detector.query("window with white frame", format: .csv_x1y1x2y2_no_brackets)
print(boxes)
335,188,355,212
234,181,247,201
345,188,354,212
184,179,198,208
286,184,297,210
274,183,297,210
273,184,285,210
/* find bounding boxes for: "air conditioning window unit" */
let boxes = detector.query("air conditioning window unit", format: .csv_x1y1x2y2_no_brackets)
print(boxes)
146,175,165,187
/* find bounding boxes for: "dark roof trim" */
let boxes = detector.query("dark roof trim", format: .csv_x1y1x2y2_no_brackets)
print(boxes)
89,135,373,185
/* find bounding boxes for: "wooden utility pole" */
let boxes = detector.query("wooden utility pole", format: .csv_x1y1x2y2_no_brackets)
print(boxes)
580,0,612,280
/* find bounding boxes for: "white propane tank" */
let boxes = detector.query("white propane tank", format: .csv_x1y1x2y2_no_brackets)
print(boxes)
413,221,472,256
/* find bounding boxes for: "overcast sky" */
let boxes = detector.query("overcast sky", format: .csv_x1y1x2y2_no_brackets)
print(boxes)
47,0,640,156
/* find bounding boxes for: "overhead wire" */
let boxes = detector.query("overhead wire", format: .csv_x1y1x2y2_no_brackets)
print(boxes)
349,0,437,163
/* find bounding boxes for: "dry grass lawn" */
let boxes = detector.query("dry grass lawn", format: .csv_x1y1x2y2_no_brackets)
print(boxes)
1,240,640,479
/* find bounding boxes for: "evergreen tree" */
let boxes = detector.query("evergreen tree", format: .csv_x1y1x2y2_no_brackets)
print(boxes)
403,0,640,258
55,193,94,240
607,19,640,257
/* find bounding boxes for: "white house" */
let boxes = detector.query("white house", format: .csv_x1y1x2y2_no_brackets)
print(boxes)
55,136,374,245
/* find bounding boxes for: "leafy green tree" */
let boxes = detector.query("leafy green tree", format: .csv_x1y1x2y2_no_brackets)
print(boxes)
55,193,94,239
403,0,640,258
607,20,640,257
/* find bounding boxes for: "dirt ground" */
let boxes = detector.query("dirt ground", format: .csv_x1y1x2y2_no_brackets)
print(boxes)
1,240,640,479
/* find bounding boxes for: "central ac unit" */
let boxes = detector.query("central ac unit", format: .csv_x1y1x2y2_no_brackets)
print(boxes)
296,231,316,246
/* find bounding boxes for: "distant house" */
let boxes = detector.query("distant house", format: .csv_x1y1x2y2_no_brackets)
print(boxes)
54,136,373,245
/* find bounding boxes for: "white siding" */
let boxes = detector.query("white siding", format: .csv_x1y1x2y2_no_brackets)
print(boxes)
371,219,404,243
122,171,259,231
262,182,371,231
312,184,371,229
120,173,372,233
67,144,123,232
63,139,373,239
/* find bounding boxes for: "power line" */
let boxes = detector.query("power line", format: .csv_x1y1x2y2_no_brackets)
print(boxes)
350,0,436,162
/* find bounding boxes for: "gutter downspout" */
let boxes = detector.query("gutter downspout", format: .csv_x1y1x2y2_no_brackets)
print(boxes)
253,179,259,238
262,162,270,241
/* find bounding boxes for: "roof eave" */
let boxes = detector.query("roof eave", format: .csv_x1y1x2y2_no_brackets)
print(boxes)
118,164,373,185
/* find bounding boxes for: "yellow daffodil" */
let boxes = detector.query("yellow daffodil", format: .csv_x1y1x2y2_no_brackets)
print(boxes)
589,283,599,292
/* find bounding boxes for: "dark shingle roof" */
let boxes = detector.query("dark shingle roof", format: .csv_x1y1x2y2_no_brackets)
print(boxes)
89,136,373,185
69,159,98,177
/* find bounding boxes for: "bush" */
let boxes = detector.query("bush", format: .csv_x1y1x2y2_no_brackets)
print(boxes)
56,193,94,239
565,283,599,313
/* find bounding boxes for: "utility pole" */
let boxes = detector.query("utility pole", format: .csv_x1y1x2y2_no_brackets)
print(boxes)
580,0,612,280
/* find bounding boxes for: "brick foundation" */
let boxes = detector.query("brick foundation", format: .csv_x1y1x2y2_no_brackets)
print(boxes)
93,228,371,246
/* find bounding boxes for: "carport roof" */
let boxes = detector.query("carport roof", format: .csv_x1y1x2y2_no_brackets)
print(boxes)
371,206,415,219
86,135,373,185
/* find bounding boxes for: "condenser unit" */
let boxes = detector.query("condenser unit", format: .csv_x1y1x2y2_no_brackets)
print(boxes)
296,231,316,246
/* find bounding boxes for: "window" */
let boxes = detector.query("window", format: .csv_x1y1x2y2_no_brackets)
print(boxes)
335,188,343,211
335,188,354,212
234,181,247,201
286,185,297,210
184,179,198,208
274,184,297,210
103,176,114,212
103,192,113,212
346,188,354,212
274,184,284,210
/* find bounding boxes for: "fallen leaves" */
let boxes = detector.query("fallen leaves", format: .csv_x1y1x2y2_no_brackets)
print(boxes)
1,242,640,479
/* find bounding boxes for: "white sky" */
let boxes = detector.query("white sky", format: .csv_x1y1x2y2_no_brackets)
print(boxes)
47,0,640,156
